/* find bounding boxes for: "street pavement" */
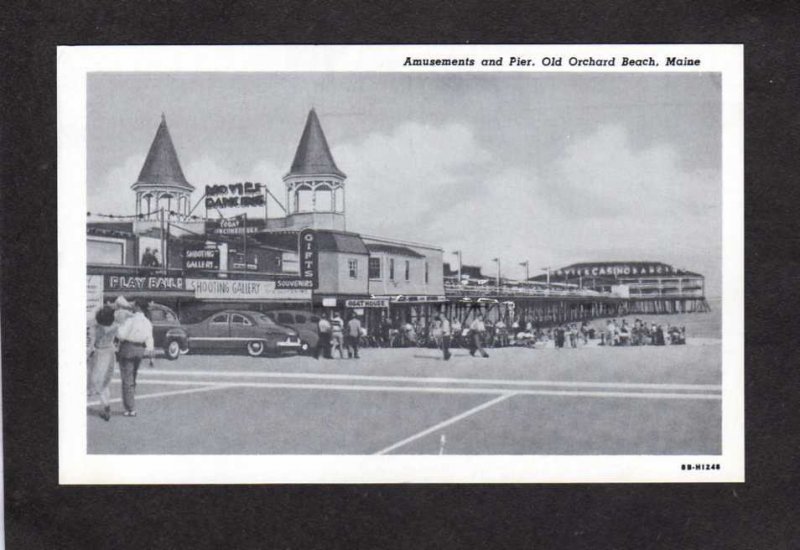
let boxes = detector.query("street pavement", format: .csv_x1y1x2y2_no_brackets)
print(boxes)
87,340,721,455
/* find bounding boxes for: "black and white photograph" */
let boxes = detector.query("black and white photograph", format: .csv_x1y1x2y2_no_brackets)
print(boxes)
58,45,743,483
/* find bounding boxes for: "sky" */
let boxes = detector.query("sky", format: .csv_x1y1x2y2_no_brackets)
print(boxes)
87,72,722,296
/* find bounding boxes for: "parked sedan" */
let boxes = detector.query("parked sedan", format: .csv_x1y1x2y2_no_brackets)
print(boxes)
262,310,321,353
184,310,302,357
148,303,189,361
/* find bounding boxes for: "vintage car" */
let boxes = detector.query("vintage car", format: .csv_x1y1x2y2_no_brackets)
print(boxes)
184,309,302,357
148,303,189,361
261,309,321,353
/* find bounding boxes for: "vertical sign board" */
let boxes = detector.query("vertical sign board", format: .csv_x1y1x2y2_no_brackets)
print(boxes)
87,275,104,320
298,228,318,289
87,275,104,352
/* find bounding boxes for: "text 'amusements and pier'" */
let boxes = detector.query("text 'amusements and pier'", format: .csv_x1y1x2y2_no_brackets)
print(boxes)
402,55,701,68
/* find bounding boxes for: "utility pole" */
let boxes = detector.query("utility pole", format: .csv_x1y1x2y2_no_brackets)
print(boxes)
452,250,462,285
159,208,166,274
165,218,170,271
264,183,269,229
242,213,248,271
542,267,551,295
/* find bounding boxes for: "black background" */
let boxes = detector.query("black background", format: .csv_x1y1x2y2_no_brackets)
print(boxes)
1,1,798,548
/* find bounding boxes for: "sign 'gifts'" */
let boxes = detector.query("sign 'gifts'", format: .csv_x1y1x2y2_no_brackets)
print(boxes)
298,228,318,289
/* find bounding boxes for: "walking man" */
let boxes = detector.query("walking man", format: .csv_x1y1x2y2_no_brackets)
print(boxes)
315,313,333,359
438,313,452,361
330,311,345,358
346,313,362,359
116,299,154,417
469,313,490,358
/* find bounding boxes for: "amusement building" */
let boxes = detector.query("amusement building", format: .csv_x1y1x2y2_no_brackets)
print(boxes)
87,110,709,332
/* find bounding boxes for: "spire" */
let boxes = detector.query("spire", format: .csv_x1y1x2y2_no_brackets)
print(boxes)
287,109,346,178
133,115,194,191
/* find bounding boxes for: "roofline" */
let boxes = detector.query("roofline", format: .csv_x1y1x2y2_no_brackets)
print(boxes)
359,233,443,252
131,181,196,192
282,171,347,180
257,227,365,238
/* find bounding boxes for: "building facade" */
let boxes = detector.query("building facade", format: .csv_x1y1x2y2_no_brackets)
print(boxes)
87,111,709,337
87,109,447,331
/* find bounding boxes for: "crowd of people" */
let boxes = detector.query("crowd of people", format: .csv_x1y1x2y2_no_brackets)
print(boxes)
313,311,364,360
87,296,155,421
88,302,688,420
350,314,687,352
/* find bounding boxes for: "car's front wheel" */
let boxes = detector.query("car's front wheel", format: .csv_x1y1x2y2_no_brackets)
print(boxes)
247,340,265,357
164,339,182,361
299,340,310,354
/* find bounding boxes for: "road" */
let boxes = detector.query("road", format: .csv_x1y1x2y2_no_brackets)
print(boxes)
87,340,721,455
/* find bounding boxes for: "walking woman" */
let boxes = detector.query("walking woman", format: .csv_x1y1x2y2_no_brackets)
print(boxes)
88,305,118,421
116,300,154,417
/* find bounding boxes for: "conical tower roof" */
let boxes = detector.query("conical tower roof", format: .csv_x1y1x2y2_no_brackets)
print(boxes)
133,115,194,191
286,109,346,178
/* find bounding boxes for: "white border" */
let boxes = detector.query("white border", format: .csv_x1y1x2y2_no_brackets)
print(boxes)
58,45,744,484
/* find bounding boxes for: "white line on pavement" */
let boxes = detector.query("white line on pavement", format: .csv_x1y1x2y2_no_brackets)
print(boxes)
375,393,517,455
88,384,232,407
143,369,721,392
114,378,723,400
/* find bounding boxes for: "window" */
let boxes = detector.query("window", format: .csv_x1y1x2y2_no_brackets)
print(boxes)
425,261,429,284
369,257,382,279
348,258,358,279
281,252,299,273
87,238,125,265
149,309,164,322
405,260,410,281
389,258,395,280
231,314,252,326
295,314,307,324
277,313,295,325
211,313,229,324
309,315,320,323
258,314,277,326
164,310,177,322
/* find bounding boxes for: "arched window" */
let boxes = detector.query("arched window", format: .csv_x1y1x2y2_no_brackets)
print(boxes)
334,187,345,212
142,194,153,217
315,184,333,212
295,184,313,213
159,193,174,213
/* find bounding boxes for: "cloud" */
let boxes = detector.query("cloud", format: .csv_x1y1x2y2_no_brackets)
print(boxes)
552,124,719,219
88,154,144,216
335,122,493,238
88,120,721,295
333,121,720,290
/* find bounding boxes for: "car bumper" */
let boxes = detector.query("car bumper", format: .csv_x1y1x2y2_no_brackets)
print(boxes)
276,338,302,351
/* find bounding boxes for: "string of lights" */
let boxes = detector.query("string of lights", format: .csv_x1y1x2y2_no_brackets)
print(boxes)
86,210,224,222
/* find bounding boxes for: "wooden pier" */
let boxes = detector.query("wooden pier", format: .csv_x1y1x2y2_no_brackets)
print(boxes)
390,290,711,328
